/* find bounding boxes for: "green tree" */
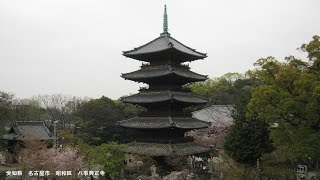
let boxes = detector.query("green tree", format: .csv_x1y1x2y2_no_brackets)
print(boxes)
0,91,14,149
74,96,141,145
113,100,145,119
188,72,244,105
224,79,273,166
12,99,45,122
92,142,126,179
76,141,126,180
0,92,14,134
0,92,14,118
247,35,320,163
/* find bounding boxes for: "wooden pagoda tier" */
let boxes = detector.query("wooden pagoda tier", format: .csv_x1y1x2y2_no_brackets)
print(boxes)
119,5,210,156
121,64,207,84
119,116,209,129
123,35,207,63
122,90,207,105
119,90,208,129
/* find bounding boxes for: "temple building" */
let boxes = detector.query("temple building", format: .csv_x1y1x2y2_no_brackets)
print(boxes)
2,121,54,163
118,5,210,156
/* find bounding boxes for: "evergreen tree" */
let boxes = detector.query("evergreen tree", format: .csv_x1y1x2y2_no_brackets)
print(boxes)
224,81,273,165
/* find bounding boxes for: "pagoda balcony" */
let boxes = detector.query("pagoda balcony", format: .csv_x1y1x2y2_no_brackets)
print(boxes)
138,86,192,93
140,64,190,69
139,86,149,91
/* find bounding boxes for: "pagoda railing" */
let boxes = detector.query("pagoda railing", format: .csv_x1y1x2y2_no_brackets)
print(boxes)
139,87,192,92
139,63,190,69
139,86,149,91
180,63,190,69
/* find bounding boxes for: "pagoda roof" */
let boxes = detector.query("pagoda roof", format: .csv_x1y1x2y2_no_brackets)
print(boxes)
118,116,210,129
123,35,207,62
121,65,207,82
126,142,211,156
3,121,53,141
121,91,207,104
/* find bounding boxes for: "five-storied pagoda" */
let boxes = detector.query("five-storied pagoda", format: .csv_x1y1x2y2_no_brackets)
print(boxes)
119,5,210,156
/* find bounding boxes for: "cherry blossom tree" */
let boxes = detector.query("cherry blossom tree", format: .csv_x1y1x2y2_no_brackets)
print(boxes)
185,114,231,148
18,139,83,178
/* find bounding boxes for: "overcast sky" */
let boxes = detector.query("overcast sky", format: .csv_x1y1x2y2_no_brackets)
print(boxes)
0,0,319,100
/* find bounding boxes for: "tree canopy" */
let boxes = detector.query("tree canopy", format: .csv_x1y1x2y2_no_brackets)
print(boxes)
73,96,142,145
224,78,273,166
247,35,320,162
188,72,244,105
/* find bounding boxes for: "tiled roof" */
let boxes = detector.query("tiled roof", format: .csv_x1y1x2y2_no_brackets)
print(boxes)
123,35,207,62
192,105,234,124
3,121,53,140
122,65,207,82
126,142,211,156
122,91,208,104
118,116,210,129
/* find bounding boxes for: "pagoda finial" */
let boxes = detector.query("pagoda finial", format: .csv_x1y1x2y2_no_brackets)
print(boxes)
161,5,170,36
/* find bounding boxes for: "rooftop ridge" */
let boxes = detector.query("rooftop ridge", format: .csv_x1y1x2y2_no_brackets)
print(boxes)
122,36,163,55
168,36,207,57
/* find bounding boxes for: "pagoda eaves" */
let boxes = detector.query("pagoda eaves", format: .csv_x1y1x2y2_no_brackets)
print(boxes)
126,142,210,156
121,91,207,104
123,35,207,62
118,116,210,129
121,65,207,83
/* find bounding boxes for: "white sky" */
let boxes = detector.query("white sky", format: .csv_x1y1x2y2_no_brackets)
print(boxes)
0,0,319,100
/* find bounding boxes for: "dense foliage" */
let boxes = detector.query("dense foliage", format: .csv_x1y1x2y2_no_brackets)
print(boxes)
74,140,126,179
224,81,273,165
91,142,126,179
73,96,143,144
247,36,320,163
224,117,273,166
0,92,14,135
188,72,244,105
